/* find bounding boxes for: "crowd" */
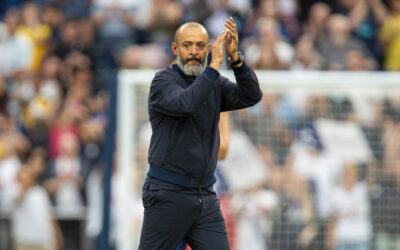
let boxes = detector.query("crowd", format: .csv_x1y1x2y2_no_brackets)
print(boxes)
0,0,400,249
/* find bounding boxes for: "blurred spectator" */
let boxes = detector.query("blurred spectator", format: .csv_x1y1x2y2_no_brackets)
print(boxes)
303,95,332,120
41,3,64,34
291,35,323,70
0,115,30,212
17,56,63,148
372,155,400,250
243,0,299,42
303,2,331,46
227,0,252,18
11,164,63,250
379,0,400,71
289,131,341,219
44,133,85,213
277,0,301,42
179,0,210,23
119,44,170,69
92,0,146,56
328,162,372,250
270,170,314,250
244,17,294,69
60,52,91,91
0,8,31,78
148,0,183,43
54,20,94,61
318,14,376,70
231,184,279,250
288,123,343,249
48,109,79,160
205,0,231,40
28,147,48,182
252,43,282,70
17,3,51,73
342,0,389,61
41,4,65,56
79,91,107,166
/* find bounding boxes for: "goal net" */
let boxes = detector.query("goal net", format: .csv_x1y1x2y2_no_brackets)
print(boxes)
116,69,400,250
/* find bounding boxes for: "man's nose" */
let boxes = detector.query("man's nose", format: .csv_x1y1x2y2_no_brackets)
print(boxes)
190,46,199,55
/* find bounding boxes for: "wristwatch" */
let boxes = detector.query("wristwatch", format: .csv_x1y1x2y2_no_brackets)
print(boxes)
228,52,244,67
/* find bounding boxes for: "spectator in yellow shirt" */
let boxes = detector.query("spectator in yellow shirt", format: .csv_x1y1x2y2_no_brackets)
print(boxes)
17,3,51,73
379,0,400,71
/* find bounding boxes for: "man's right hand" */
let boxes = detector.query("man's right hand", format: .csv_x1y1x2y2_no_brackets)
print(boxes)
209,31,228,71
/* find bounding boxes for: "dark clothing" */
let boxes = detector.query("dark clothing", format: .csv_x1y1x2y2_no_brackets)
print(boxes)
141,62,261,249
147,63,262,187
139,178,230,250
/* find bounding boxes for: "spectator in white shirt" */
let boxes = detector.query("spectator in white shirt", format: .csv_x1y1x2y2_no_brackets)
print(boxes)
0,8,31,79
327,162,372,250
12,164,63,250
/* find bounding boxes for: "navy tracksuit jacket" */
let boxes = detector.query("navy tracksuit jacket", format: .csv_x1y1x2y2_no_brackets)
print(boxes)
147,62,262,188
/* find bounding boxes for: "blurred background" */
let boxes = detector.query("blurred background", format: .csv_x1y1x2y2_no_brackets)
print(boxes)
1,0,400,250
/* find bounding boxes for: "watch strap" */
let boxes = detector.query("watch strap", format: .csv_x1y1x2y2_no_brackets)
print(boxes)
228,52,244,66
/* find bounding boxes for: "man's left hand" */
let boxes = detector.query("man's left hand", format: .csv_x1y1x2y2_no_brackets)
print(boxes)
224,17,239,61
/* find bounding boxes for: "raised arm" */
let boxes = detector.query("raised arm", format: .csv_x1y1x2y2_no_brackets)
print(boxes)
221,17,262,111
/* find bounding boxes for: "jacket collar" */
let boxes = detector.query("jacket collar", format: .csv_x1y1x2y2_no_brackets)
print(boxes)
172,64,197,83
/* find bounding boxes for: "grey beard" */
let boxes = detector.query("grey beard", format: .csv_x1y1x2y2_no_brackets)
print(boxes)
176,52,208,77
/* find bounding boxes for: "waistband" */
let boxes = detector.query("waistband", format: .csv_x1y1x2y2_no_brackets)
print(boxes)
147,165,216,188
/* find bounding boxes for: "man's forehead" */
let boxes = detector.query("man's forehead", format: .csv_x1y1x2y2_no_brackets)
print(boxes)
175,23,209,43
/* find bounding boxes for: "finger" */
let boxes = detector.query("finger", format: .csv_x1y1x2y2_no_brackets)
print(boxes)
226,17,237,29
225,19,236,29
225,29,237,41
213,31,227,46
216,30,227,41
219,30,228,41
224,24,237,37
224,23,237,37
229,17,237,26
224,22,237,36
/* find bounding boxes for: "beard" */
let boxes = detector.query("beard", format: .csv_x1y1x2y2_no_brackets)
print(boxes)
176,51,208,77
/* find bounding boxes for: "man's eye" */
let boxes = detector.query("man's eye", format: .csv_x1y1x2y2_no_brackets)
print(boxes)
198,44,205,49
184,44,190,48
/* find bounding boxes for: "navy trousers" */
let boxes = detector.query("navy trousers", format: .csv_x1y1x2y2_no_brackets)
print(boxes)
138,180,230,250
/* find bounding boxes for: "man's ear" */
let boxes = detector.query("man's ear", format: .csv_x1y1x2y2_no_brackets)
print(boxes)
207,43,211,53
171,42,178,56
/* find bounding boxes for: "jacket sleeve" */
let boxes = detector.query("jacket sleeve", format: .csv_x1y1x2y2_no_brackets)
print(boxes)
220,62,263,112
149,67,220,117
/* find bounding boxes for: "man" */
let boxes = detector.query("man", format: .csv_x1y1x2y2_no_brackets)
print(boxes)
139,18,262,250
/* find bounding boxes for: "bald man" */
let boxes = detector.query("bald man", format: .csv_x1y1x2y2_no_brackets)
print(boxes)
140,18,262,250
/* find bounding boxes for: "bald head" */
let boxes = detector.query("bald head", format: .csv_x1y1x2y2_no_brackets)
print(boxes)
174,22,209,44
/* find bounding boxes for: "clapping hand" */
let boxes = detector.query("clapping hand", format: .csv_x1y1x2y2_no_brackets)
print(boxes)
224,17,239,61
209,30,228,71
